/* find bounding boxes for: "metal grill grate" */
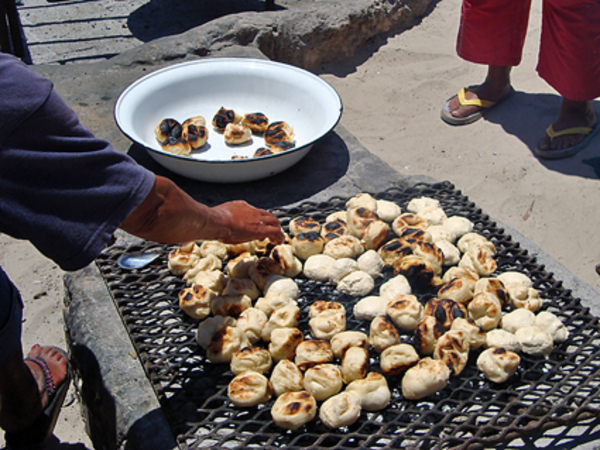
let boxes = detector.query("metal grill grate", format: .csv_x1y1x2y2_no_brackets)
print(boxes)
95,181,600,449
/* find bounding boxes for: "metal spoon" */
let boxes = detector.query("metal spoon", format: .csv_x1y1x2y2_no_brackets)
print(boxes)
116,251,161,270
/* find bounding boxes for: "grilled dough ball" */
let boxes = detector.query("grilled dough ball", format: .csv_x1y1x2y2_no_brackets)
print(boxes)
379,343,420,377
289,216,321,236
501,308,536,334
394,255,442,288
269,327,304,362
303,254,336,282
486,329,521,352
357,249,385,279
168,244,199,275
401,357,451,400
346,207,379,239
433,330,470,376
467,292,502,331
155,118,183,142
450,318,487,350
210,293,252,318
341,346,370,383
477,347,520,383
379,274,412,301
319,392,362,429
535,311,569,343
414,315,445,355
353,296,389,321
386,295,424,331
303,364,343,401
230,347,273,375
377,239,412,267
212,107,242,130
320,218,347,242
369,316,401,353
224,123,252,145
178,285,216,320
236,307,268,344
260,303,300,342
323,235,365,260
181,116,208,149
295,339,334,371
242,112,269,133
375,199,401,222
337,271,375,297
345,372,391,412
330,331,370,359
292,231,325,260
424,298,468,331
346,193,378,212
253,147,275,158
265,121,295,146
362,220,391,250
436,277,474,304
309,312,346,340
161,136,191,156
270,359,304,397
228,371,273,407
515,326,554,357
207,325,250,364
268,141,296,152
271,391,317,431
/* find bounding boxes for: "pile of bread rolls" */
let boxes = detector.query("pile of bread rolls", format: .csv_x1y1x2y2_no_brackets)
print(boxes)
166,193,569,430
154,107,295,159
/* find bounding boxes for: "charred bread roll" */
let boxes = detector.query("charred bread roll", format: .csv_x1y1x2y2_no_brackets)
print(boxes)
375,199,401,222
379,274,412,301
474,278,509,307
433,330,470,376
260,303,300,342
345,372,391,412
181,116,208,149
346,207,379,239
292,231,325,260
289,216,321,236
413,315,445,355
270,244,303,278
271,391,317,431
226,251,258,279
377,238,412,267
210,293,252,318
379,343,420,377
253,147,275,158
230,347,273,376
254,292,297,318
242,112,269,133
268,141,296,152
323,235,365,260
319,392,362,429
222,277,260,300
401,357,450,400
456,232,496,255
362,220,391,250
423,298,468,331
436,277,474,304
183,254,223,285
357,249,385,279
308,301,346,318
468,292,503,331
155,118,183,142
346,193,378,212
410,241,444,275
228,371,273,407
207,325,250,364
386,294,424,331
264,121,295,146
196,315,236,350
396,226,433,245
309,312,346,340
392,213,428,236
477,347,520,383
450,318,487,350
168,243,200,275
192,269,226,294
248,256,285,291
224,123,252,145
369,316,401,353
535,311,568,343
212,107,242,130
295,339,334,371
330,331,370,359
320,218,347,242
336,271,375,297
178,285,216,320
393,254,442,288
329,258,359,285
303,364,343,402
270,359,304,397
161,136,191,156
442,267,479,291
269,327,305,362
353,296,389,321
341,346,370,383
236,307,268,344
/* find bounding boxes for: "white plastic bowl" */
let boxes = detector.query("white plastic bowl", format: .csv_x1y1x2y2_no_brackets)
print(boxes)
114,58,343,183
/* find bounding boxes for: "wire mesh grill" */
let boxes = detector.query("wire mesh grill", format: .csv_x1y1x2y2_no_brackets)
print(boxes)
95,181,600,449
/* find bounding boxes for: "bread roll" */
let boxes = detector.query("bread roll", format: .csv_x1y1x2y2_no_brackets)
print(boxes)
155,118,182,142
535,311,568,343
196,315,236,350
228,371,272,407
377,238,412,267
264,121,295,146
501,308,536,333
346,207,379,239
450,318,486,350
254,292,297,317
362,220,391,250
289,216,321,236
392,213,428,236
329,258,359,284
212,107,242,130
330,331,370,359
181,118,208,149
336,271,375,297
222,277,260,300
443,216,474,242
183,254,223,285
292,231,325,260
303,254,336,281
178,285,215,320
393,255,442,288
270,359,304,397
261,303,300,342
353,296,389,321
423,298,468,330
230,347,273,375
269,327,304,362
375,199,401,222
160,136,191,156
386,294,424,331
295,339,334,371
320,218,347,242
508,286,544,312
369,316,401,353
433,330,470,376
308,300,346,318
236,307,268,344
319,392,362,429
191,269,226,294
486,329,521,352
168,243,200,275
248,257,284,291
226,251,258,279
401,357,450,400
379,343,419,377
271,391,316,431
435,240,461,266
442,267,479,290
436,277,474,304
206,325,250,364
210,294,252,318
270,244,303,278
323,235,365,260
406,196,440,214
410,240,444,275
263,275,300,300
345,372,391,411
474,278,509,307
379,274,412,301
198,240,229,260
357,249,385,278
242,112,269,133
224,123,252,145
340,346,370,383
303,364,343,401
346,193,378,211
468,292,502,331
309,312,346,340
253,147,275,158
477,347,520,383
413,315,445,355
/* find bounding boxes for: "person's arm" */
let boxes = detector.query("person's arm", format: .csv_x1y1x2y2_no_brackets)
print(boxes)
120,175,284,245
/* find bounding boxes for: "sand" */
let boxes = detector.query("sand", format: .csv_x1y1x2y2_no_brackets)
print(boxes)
1,0,598,447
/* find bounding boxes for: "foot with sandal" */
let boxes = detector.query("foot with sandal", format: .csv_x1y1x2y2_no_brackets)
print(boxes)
0,345,71,449
441,66,598,160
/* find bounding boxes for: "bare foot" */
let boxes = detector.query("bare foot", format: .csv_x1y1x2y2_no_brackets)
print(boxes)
538,99,596,151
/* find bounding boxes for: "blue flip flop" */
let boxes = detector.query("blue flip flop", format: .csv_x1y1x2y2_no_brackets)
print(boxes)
4,347,72,450
534,124,600,160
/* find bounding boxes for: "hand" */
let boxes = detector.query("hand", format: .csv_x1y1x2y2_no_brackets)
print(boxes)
209,200,284,245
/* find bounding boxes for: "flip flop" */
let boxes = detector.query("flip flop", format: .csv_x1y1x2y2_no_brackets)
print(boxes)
441,86,514,126
534,124,600,160
4,347,72,450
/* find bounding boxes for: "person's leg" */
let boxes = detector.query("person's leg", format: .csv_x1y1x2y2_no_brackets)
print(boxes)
446,0,531,120
536,0,599,152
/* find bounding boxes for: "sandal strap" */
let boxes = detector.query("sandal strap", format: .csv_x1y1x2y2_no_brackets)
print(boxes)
546,125,593,140
25,355,56,399
457,87,496,109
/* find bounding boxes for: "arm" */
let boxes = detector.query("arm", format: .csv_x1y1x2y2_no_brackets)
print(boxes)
120,175,284,245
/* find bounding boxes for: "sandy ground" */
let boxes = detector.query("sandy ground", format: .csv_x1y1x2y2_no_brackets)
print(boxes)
1,0,599,448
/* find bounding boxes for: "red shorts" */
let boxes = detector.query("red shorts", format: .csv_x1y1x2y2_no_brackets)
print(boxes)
456,0,600,101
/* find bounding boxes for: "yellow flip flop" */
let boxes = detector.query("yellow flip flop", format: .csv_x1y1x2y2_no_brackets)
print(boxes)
535,124,599,160
441,87,512,126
